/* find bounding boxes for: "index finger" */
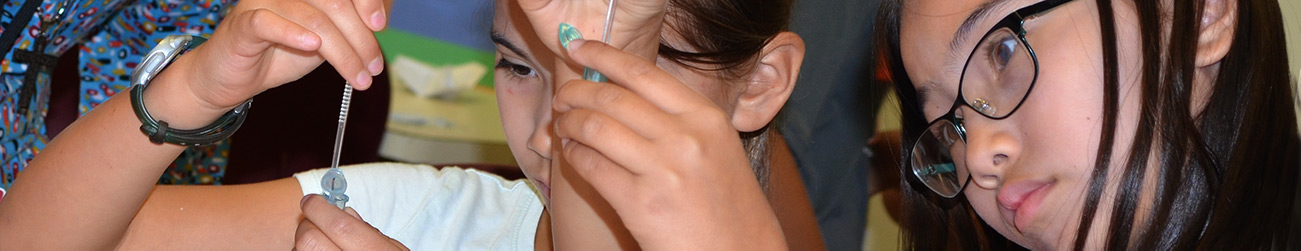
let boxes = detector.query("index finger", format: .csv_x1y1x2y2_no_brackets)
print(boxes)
351,0,390,31
563,39,716,114
300,194,394,250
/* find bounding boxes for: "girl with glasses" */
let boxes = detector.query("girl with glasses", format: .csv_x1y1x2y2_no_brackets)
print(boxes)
878,0,1299,249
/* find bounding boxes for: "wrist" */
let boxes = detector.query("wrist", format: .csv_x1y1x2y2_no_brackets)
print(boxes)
142,54,230,130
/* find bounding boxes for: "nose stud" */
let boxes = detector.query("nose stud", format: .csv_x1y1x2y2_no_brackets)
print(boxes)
971,98,997,115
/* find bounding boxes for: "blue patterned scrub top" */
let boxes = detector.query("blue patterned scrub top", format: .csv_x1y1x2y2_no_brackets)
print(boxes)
0,0,235,191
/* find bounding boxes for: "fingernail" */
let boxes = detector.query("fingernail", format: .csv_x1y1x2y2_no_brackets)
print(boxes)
354,72,373,89
370,10,387,31
567,40,587,54
344,207,362,219
300,34,320,48
300,194,314,207
558,23,583,51
561,138,571,148
368,58,385,76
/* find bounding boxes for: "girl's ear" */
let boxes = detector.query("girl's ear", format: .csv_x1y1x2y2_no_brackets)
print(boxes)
730,32,804,132
1196,0,1237,67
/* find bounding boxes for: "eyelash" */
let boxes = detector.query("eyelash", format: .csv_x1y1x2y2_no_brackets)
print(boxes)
495,58,538,81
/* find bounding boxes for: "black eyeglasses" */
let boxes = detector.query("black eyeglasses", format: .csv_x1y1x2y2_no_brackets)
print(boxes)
910,0,1075,198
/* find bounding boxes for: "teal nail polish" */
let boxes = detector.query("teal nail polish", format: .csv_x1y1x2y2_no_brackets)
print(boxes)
559,23,583,50
558,23,608,82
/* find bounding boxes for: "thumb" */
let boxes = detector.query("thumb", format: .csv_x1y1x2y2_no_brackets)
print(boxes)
344,207,363,220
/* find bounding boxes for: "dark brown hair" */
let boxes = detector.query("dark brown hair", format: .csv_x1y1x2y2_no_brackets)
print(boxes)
660,0,795,189
877,0,1300,249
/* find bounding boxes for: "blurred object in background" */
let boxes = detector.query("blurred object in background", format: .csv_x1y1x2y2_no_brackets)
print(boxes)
782,0,885,249
222,64,391,184
1281,0,1300,133
391,55,486,100
375,0,515,167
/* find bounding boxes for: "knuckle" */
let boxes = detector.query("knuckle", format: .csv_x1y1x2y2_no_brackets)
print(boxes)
665,134,704,156
245,9,274,29
578,113,608,139
321,0,352,13
565,144,600,170
230,1,257,14
298,10,330,31
592,85,625,108
626,61,656,81
295,233,325,251
326,217,357,239
680,141,705,160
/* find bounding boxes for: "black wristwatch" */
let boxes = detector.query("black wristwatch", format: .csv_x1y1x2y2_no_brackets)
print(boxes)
129,34,253,146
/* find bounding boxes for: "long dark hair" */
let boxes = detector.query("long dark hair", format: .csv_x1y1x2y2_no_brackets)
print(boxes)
659,0,795,189
876,0,1300,249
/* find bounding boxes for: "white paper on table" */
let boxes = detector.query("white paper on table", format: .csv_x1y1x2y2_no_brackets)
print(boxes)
391,55,488,99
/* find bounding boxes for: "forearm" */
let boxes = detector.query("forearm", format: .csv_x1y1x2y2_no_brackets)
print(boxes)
119,179,305,249
0,55,228,249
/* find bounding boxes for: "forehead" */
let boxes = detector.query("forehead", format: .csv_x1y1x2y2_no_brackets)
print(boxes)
492,0,556,65
492,0,519,41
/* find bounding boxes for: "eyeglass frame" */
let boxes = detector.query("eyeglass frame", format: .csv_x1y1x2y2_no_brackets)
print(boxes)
910,0,1076,198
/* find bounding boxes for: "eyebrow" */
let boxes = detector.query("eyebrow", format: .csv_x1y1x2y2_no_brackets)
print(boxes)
916,82,935,111
490,30,530,59
948,0,1015,55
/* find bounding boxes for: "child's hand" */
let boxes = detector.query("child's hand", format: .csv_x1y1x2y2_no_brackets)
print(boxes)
295,195,408,251
174,0,387,114
551,40,788,250
516,0,667,60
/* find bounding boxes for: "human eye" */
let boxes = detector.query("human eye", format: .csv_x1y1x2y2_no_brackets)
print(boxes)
985,35,1018,72
494,57,538,80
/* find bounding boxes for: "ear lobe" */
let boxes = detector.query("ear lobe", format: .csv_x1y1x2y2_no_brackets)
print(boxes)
1195,0,1236,68
730,32,805,132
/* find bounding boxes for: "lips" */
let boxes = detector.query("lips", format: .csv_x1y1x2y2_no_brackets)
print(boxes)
997,180,1052,232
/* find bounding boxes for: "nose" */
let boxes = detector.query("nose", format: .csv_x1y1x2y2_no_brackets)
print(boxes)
528,101,556,160
959,109,1022,190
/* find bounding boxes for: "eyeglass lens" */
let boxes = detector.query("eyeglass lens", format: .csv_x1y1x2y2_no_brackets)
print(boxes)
960,28,1036,118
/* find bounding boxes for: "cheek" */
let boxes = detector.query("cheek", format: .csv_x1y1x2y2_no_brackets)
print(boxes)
1015,52,1109,201
496,83,536,137
1018,21,1110,174
495,83,546,170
